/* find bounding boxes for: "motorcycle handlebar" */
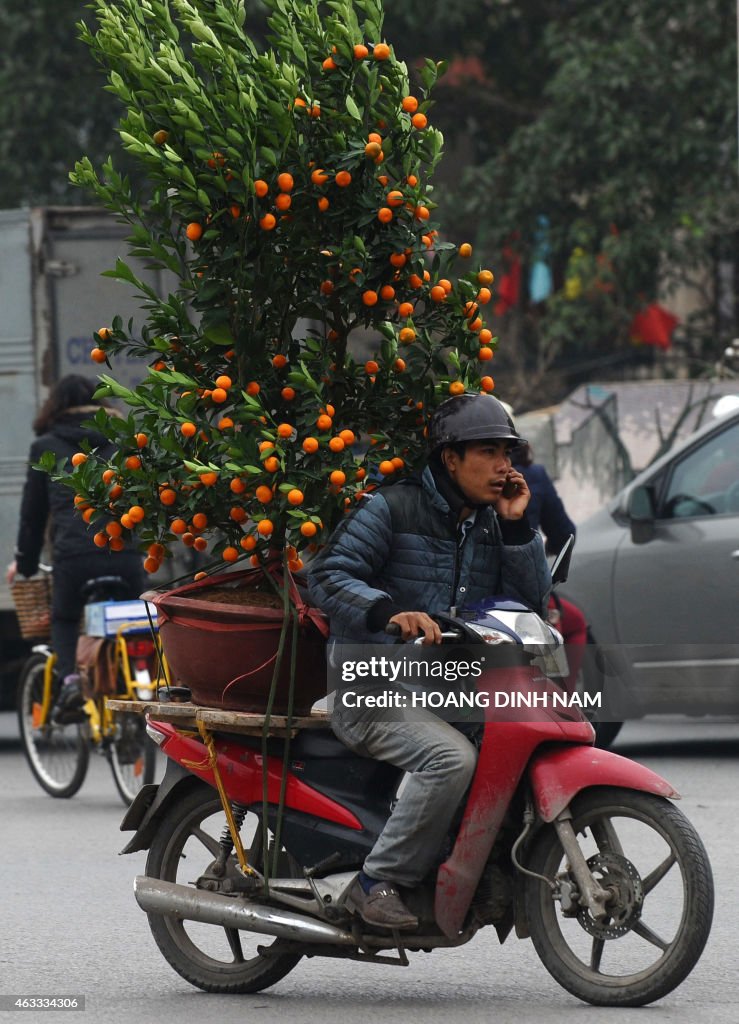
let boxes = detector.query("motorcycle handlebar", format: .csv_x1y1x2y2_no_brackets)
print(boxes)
384,620,463,642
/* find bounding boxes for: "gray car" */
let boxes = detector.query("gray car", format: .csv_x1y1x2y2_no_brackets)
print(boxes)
562,406,739,735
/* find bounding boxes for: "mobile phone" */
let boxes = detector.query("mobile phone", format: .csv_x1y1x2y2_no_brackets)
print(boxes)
501,479,518,499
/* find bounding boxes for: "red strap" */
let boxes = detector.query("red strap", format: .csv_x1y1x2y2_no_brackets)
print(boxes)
163,616,283,633
219,653,279,703
156,559,329,638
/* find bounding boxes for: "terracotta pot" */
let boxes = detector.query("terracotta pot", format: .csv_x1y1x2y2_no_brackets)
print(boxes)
144,565,329,716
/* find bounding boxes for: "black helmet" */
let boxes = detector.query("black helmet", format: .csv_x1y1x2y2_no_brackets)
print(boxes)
428,394,525,453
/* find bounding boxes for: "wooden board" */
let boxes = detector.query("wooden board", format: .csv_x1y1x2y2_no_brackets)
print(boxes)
105,698,329,738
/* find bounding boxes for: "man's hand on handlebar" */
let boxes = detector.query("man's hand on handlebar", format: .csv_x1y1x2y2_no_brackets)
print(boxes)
387,611,442,645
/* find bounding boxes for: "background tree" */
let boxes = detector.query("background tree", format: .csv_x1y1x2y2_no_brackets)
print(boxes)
450,0,739,409
0,0,136,206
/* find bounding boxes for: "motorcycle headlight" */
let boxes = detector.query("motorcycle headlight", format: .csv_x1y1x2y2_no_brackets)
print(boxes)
465,623,518,645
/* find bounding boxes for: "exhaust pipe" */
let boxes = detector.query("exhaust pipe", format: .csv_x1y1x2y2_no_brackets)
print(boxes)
134,876,356,946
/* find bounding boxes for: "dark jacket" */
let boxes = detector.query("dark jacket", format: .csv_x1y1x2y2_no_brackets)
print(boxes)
15,410,138,576
308,466,551,644
513,462,576,557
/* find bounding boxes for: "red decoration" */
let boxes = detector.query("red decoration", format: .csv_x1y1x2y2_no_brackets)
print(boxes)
629,303,678,350
494,247,522,316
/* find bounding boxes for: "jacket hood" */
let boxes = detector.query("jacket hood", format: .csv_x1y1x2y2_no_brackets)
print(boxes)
48,411,109,449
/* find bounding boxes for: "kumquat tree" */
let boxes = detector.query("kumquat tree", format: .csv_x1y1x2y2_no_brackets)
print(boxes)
58,0,499,576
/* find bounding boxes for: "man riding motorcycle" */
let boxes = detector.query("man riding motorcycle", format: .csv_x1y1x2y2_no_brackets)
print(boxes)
308,394,551,930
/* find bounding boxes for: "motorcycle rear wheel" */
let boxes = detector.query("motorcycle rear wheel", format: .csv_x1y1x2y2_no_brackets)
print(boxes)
524,787,713,1007
145,782,302,993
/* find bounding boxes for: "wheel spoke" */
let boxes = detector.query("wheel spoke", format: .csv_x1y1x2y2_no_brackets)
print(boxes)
191,826,222,858
19,657,89,797
590,818,624,856
642,852,676,895
247,822,264,867
224,927,245,963
590,936,606,972
632,919,670,952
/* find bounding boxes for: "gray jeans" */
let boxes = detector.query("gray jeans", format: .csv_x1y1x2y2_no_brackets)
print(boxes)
332,701,478,887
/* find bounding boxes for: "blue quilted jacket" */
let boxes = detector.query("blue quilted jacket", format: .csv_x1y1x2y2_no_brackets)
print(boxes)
308,467,551,644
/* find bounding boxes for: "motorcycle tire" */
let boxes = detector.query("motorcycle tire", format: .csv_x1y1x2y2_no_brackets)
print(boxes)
593,720,623,749
145,782,303,993
17,652,89,798
524,787,713,1007
108,709,157,806
577,631,623,750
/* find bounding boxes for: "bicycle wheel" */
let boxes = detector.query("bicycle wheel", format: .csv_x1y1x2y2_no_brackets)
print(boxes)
108,709,157,806
17,652,89,798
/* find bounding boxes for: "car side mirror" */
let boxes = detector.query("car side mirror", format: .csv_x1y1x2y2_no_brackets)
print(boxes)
628,484,656,544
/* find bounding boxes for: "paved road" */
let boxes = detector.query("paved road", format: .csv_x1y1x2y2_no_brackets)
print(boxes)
1,711,737,1024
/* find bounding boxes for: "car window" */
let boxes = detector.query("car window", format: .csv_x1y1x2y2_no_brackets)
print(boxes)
661,421,739,519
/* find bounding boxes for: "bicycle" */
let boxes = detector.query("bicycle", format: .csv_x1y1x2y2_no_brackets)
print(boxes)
16,575,162,805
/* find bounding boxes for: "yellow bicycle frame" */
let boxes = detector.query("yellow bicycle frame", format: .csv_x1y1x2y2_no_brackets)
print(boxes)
88,622,168,743
35,622,166,740
33,650,57,729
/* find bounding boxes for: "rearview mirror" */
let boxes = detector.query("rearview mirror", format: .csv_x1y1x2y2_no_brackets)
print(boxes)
551,534,574,586
628,485,656,544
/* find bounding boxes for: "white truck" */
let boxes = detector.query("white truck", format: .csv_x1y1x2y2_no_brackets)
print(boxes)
0,206,170,705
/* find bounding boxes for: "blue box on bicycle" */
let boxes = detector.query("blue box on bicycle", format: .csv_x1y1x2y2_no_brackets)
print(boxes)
84,600,158,638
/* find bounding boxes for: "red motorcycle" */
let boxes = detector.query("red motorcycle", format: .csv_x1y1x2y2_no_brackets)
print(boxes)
121,567,713,1005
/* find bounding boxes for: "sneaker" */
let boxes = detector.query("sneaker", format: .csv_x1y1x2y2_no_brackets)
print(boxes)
52,677,86,725
346,877,419,931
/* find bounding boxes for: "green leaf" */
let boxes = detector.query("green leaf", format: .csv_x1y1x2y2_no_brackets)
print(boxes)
345,95,362,120
202,322,235,346
259,146,278,168
298,361,320,392
36,450,58,472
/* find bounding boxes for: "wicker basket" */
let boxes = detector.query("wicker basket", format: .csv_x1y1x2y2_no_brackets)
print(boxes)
12,576,53,640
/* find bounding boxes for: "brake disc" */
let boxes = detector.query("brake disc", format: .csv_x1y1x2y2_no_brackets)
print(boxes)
577,852,644,939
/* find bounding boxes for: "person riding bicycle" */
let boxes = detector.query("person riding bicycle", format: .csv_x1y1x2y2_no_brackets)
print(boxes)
6,375,144,716
308,394,550,930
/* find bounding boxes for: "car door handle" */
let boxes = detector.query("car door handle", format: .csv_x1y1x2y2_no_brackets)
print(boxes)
732,550,739,560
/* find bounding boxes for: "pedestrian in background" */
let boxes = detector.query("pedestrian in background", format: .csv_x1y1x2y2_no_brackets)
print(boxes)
6,375,144,687
511,440,587,690
511,441,576,557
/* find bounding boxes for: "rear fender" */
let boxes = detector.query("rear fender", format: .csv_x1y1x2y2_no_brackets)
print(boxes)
529,744,679,823
119,759,202,854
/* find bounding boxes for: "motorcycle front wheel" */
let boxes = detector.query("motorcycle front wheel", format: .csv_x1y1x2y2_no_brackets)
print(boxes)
145,782,303,994
524,787,713,1007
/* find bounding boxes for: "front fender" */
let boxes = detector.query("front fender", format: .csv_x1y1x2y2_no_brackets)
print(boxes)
119,759,202,854
529,744,679,822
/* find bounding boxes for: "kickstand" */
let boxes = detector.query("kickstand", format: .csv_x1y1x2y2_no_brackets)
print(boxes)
391,931,409,966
